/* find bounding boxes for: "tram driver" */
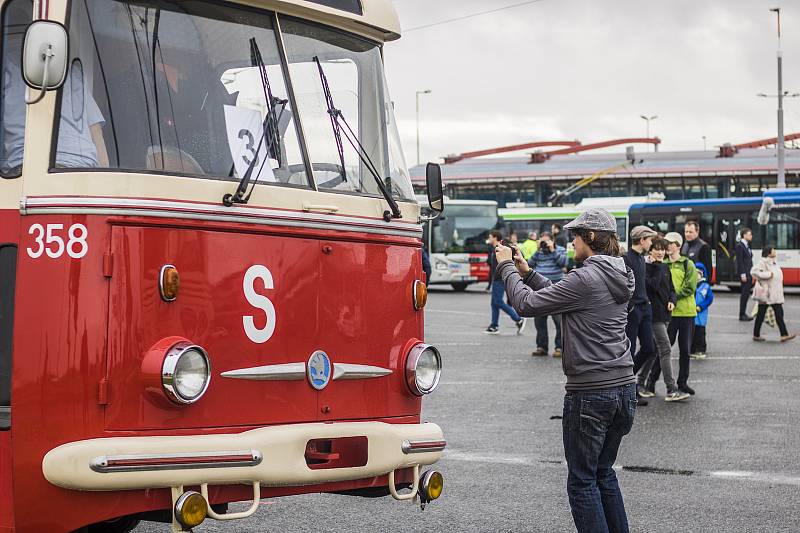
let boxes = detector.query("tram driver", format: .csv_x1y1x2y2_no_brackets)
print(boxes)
2,3,109,174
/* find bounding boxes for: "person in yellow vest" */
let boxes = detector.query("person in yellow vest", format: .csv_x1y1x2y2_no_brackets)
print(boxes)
519,231,539,261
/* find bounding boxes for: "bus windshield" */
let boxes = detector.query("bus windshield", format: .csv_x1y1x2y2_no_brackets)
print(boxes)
51,0,414,201
432,204,498,254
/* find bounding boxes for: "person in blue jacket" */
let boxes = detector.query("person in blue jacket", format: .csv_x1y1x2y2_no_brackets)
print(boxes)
528,231,569,356
691,262,714,358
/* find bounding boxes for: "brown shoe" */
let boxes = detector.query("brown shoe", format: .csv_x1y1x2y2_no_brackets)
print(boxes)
552,348,562,358
532,348,547,356
781,334,797,342
753,336,766,342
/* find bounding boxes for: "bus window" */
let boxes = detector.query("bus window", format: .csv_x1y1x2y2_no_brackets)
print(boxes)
764,210,799,250
280,18,414,201
0,0,31,177
54,0,312,188
616,218,627,242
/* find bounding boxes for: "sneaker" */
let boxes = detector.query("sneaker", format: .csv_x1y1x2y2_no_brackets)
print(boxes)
552,348,562,358
665,391,690,402
637,386,655,399
678,384,695,395
531,347,547,356
484,326,500,335
516,318,527,335
753,336,766,342
739,315,754,322
690,352,707,360
781,334,797,342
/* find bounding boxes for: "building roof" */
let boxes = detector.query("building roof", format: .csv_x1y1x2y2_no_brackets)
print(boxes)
409,148,800,185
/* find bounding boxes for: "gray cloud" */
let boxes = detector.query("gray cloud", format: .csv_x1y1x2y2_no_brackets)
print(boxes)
385,0,800,164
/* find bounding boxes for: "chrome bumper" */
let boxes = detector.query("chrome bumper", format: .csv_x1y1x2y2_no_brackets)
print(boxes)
42,421,445,492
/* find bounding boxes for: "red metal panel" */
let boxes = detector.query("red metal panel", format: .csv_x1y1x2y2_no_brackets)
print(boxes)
315,239,422,420
105,224,320,429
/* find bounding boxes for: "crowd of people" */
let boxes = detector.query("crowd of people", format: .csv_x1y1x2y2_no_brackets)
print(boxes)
480,208,795,533
484,220,796,406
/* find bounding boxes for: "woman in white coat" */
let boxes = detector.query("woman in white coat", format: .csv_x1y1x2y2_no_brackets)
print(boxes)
751,245,795,342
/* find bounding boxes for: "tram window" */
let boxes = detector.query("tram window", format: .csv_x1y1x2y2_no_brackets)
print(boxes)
53,0,312,189
0,0,31,178
280,18,415,201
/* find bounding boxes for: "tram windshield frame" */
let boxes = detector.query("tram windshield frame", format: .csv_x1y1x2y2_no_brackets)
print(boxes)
41,0,414,201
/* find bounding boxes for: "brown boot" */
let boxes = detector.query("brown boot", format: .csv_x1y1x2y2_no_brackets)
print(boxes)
531,347,547,356
552,348,562,358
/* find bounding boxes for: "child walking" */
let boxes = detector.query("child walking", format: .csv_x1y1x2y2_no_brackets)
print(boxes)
691,263,714,359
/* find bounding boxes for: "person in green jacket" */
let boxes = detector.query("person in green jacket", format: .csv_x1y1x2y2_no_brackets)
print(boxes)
519,231,539,261
646,232,698,396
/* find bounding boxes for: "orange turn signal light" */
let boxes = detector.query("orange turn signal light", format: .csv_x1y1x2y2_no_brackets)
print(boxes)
413,280,428,310
159,264,180,302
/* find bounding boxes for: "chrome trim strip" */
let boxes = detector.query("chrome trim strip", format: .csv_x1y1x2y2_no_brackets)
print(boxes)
333,363,393,381
90,450,263,473
401,440,447,455
221,362,392,382
221,363,305,381
21,197,422,238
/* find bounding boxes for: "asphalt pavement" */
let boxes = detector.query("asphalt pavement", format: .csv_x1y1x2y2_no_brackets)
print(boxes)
138,287,800,532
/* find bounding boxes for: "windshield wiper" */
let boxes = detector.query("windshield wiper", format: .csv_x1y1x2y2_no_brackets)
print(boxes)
312,56,402,222
223,38,287,207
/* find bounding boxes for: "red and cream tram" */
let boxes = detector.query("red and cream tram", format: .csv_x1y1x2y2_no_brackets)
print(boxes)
0,0,446,531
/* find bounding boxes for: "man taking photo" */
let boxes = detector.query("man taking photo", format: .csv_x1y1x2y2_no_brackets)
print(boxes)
495,209,636,533
528,232,568,357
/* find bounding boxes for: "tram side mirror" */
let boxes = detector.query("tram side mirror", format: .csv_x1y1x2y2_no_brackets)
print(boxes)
22,21,69,105
757,197,774,225
426,163,444,213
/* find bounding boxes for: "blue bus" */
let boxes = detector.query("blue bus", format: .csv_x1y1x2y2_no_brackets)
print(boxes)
629,190,800,287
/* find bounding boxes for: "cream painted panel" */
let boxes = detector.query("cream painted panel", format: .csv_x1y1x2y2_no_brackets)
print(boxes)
43,421,444,491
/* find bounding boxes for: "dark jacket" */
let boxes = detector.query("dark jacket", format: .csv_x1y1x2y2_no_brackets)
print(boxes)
422,249,432,286
528,244,568,281
499,255,636,391
623,248,648,305
735,240,753,278
682,238,712,282
646,259,677,323
487,244,498,280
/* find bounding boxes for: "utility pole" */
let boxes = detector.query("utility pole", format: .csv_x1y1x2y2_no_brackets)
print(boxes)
640,115,658,151
416,89,432,166
772,8,786,188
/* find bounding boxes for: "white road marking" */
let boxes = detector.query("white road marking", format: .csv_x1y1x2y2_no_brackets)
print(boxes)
444,451,800,486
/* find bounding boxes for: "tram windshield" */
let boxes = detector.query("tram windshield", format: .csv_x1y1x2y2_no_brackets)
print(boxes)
51,0,414,201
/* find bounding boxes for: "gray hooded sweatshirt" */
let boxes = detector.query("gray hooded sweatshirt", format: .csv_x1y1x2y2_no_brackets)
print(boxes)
498,255,636,391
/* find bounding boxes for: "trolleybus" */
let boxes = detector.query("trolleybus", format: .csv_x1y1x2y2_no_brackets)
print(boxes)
500,195,664,252
0,0,446,531
629,190,800,287
420,198,499,290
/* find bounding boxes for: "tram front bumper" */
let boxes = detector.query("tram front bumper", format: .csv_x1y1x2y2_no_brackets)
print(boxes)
42,421,445,492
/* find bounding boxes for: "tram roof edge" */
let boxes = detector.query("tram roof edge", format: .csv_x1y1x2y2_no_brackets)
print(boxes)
239,0,401,42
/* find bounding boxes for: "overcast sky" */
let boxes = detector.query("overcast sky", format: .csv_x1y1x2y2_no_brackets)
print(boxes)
384,0,800,166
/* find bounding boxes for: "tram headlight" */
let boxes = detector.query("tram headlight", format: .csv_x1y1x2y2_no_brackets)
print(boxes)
162,342,211,404
405,343,442,396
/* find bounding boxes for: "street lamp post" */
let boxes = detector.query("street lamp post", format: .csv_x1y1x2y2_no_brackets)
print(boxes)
416,89,432,166
640,115,658,151
702,136,707,151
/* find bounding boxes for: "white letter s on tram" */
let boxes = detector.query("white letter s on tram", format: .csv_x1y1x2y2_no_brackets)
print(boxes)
243,265,276,344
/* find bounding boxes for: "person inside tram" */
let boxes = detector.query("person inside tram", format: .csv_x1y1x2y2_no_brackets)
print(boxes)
2,25,109,172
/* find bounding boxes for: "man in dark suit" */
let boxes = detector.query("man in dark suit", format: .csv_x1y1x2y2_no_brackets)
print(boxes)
735,227,754,321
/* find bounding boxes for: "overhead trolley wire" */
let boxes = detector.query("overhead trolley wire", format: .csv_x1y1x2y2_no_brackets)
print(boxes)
403,0,548,32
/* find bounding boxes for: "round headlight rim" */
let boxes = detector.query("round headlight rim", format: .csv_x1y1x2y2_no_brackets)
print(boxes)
162,341,211,405
405,343,442,396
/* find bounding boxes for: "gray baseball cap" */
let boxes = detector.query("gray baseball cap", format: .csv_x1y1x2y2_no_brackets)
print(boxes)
564,208,617,233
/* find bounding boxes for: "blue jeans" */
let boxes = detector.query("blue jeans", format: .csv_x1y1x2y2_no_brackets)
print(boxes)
490,280,521,327
535,314,562,351
627,303,656,375
562,384,636,533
